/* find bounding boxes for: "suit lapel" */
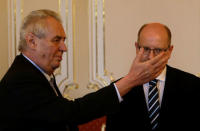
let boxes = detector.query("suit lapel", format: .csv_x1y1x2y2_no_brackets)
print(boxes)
139,85,152,130
130,85,151,129
160,66,179,124
160,66,177,109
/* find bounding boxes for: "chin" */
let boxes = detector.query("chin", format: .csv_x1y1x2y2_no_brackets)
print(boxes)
53,63,61,69
55,63,60,68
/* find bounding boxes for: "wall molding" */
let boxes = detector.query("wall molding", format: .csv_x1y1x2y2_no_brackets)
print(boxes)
88,0,114,90
8,0,22,66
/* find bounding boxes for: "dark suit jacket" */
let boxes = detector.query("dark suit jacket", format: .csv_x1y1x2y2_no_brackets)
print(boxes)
106,65,200,131
0,54,120,131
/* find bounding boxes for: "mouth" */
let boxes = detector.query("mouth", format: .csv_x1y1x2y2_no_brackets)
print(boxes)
55,56,62,61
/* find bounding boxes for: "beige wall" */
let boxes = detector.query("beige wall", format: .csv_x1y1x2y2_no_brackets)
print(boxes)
105,0,200,79
23,0,58,17
0,0,8,79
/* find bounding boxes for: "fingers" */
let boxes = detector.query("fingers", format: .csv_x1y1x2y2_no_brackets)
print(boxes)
135,47,144,62
148,52,164,65
154,51,170,68
127,47,170,87
148,51,170,67
144,50,171,80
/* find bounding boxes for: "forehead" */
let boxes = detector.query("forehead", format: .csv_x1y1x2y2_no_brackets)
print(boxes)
45,17,66,38
139,24,169,48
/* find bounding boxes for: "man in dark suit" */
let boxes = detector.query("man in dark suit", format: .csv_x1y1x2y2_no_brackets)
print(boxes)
106,23,200,131
0,10,170,130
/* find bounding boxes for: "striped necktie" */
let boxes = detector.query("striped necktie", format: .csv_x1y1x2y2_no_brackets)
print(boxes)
148,79,160,130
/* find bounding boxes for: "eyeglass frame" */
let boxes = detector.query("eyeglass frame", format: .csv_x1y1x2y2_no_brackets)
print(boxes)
137,44,170,55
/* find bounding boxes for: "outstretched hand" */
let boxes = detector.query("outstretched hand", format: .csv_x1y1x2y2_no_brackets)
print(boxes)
116,47,171,96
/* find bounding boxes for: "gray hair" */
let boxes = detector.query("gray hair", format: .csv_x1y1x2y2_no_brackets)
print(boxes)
18,9,62,51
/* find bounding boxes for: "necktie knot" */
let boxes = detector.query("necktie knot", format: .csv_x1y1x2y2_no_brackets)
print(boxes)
149,79,158,88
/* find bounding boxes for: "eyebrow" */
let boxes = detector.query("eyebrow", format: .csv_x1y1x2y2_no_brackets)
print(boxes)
53,35,66,40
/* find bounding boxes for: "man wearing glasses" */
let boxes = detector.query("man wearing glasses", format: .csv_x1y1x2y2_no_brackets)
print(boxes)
106,23,200,131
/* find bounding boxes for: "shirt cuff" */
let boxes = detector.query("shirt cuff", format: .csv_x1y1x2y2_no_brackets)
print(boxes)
113,83,123,102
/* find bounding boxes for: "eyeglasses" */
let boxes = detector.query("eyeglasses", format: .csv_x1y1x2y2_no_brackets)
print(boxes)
138,45,169,55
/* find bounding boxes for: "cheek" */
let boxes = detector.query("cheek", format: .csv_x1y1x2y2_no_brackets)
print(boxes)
40,49,55,64
41,53,47,58
51,49,60,62
41,50,51,58
37,43,51,58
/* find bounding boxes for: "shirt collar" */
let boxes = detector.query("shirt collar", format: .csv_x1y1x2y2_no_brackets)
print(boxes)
144,66,166,86
156,66,167,82
43,73,53,82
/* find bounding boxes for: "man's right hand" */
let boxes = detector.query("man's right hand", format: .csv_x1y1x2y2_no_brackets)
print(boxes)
115,47,171,96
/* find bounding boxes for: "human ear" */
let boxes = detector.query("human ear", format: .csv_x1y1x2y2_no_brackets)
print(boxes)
168,45,174,58
25,32,37,49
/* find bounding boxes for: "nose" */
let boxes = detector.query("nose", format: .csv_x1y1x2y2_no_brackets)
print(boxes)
59,41,67,52
148,50,155,59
